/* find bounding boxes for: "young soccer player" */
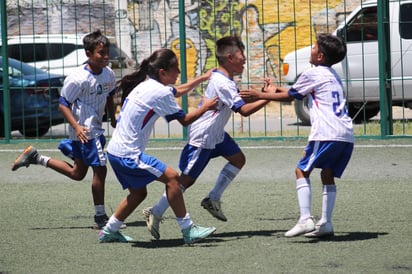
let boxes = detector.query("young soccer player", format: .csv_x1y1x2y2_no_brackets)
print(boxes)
240,33,354,237
11,30,118,229
98,48,218,244
143,35,270,240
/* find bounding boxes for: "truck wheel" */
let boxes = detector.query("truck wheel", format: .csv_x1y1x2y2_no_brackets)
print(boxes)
294,98,311,125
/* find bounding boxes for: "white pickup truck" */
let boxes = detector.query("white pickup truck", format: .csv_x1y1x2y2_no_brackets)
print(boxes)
282,0,412,124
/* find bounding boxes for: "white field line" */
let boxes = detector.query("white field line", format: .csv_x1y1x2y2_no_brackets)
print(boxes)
1,144,412,153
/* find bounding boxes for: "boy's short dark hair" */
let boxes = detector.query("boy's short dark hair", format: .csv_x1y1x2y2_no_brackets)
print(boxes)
215,35,245,64
83,29,110,53
316,33,347,66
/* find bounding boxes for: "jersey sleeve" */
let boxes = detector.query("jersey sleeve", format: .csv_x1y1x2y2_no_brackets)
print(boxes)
290,71,318,99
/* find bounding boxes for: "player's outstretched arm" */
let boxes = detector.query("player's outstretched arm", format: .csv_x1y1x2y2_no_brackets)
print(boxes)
240,85,292,102
174,69,214,97
177,96,218,126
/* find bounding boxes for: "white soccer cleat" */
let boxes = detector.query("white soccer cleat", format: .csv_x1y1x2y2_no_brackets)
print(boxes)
284,216,315,237
304,222,334,238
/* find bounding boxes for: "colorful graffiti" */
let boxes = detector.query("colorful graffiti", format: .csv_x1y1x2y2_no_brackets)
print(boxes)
128,0,350,86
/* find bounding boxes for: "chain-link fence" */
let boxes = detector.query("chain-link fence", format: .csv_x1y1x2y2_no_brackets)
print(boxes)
1,0,411,142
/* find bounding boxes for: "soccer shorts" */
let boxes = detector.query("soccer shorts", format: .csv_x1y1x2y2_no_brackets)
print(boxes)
298,140,354,178
108,152,166,190
179,132,241,179
70,134,107,166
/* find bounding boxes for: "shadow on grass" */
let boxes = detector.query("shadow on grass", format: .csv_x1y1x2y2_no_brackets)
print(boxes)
131,229,281,249
293,231,388,243
29,220,146,230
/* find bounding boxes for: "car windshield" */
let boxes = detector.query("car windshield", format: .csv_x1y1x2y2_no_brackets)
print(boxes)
0,57,48,77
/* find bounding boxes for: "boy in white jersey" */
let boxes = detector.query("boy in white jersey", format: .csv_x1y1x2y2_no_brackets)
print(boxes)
98,48,218,244
143,35,270,240
11,30,118,229
240,33,354,238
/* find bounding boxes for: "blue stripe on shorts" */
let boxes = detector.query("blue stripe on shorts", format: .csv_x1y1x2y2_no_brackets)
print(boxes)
298,141,354,178
108,153,166,190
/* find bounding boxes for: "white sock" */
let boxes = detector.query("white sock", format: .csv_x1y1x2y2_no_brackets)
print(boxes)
152,184,186,216
95,205,106,216
209,163,240,201
152,191,170,217
319,184,336,224
176,212,193,230
38,155,50,167
106,215,123,232
296,177,312,223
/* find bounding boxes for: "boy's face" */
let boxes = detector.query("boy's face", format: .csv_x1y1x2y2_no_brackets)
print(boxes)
228,49,246,75
309,42,323,66
86,43,110,71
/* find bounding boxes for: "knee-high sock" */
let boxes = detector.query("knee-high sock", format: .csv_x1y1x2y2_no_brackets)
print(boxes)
208,163,240,201
319,184,336,224
296,177,311,223
152,184,186,217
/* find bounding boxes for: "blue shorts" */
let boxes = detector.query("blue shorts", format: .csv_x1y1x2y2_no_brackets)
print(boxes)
179,132,241,179
298,141,354,178
108,153,166,190
58,135,107,166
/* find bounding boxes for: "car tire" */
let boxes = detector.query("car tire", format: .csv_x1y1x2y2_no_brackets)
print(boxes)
19,126,50,137
294,98,311,125
0,113,4,137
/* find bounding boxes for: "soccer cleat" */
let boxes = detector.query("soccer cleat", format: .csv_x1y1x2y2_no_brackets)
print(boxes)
11,145,38,171
182,225,216,244
98,227,133,243
284,216,316,237
304,222,334,238
142,207,163,240
93,214,127,230
201,197,227,222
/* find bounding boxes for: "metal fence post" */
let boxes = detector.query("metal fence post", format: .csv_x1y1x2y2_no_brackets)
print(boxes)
0,1,10,142
178,0,188,139
377,0,393,136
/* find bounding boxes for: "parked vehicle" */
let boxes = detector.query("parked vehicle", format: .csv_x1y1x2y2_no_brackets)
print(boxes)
0,57,65,137
1,34,135,107
282,0,412,124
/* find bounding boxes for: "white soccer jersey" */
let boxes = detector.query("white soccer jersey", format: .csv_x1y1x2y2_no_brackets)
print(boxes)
107,78,184,159
60,64,116,140
290,65,354,143
188,70,245,149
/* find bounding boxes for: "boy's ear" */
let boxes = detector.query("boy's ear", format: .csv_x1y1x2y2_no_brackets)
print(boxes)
317,52,325,62
85,50,91,57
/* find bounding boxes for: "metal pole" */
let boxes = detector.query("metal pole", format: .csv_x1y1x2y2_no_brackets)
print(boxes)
377,0,393,136
1,1,10,142
178,0,188,139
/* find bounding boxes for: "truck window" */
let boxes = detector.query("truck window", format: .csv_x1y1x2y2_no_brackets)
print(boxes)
400,3,412,39
345,7,377,42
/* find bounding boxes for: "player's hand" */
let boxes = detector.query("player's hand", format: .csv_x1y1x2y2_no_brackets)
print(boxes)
202,68,215,80
74,125,90,143
239,89,261,101
201,96,219,111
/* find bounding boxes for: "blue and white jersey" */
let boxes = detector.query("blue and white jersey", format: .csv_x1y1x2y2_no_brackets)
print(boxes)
60,64,116,140
188,70,246,149
289,65,354,143
107,78,185,159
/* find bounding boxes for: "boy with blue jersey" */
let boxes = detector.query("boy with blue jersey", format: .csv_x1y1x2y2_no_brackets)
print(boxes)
12,30,118,229
240,33,354,238
143,35,270,240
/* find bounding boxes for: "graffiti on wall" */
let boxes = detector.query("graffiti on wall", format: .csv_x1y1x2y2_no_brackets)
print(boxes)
129,0,294,85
